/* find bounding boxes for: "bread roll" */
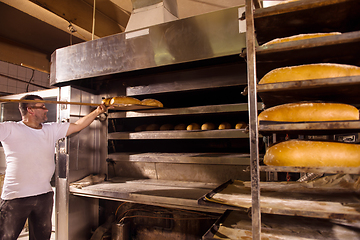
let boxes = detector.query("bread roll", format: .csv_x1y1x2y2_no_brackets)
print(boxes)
218,122,232,130
174,124,187,130
262,32,341,46
201,122,215,130
259,63,360,84
110,96,141,105
141,99,163,108
101,98,112,106
258,102,359,122
187,123,200,131
146,124,160,131
160,124,174,131
264,140,360,167
135,124,147,132
235,122,247,129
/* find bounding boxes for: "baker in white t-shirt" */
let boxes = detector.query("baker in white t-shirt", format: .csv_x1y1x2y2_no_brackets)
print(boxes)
0,94,109,240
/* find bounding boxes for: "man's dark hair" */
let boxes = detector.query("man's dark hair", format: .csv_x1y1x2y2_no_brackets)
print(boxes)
18,94,44,116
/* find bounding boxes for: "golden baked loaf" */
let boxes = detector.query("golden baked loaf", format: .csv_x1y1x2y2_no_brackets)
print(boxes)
218,122,232,130
258,102,359,122
110,96,141,105
187,123,200,131
262,32,341,46
141,99,163,108
201,122,215,130
264,140,360,167
235,122,247,129
259,63,360,84
101,98,112,106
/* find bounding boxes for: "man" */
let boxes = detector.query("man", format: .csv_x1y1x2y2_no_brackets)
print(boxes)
0,94,108,240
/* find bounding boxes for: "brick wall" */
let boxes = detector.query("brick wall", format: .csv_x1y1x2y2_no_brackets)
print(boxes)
0,61,51,95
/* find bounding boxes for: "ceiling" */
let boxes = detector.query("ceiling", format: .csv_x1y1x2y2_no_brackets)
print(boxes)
0,0,246,73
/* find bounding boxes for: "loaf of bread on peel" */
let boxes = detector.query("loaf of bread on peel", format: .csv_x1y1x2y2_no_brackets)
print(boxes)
259,63,360,84
262,32,341,46
258,102,359,122
201,122,215,130
110,96,141,105
264,140,360,167
101,98,112,105
187,123,200,131
218,122,232,130
141,99,163,107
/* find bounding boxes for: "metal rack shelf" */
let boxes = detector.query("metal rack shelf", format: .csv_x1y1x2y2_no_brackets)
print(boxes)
108,103,261,119
108,129,251,140
260,165,360,175
257,76,360,107
253,0,360,45
259,120,360,134
107,152,253,165
243,0,360,239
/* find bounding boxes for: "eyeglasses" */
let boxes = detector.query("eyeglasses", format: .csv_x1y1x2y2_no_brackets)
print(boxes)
28,105,48,110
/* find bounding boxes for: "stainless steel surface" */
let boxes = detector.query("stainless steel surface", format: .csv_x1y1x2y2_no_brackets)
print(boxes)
107,153,251,165
261,166,360,175
70,179,224,213
126,0,179,32
259,120,360,133
56,86,104,240
245,0,261,239
56,178,69,240
108,129,250,139
112,222,130,240
50,6,246,85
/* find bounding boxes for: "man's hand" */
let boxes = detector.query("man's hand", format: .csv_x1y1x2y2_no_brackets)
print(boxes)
66,104,112,136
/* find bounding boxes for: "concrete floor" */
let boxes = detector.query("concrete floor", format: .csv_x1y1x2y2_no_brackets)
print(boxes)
17,231,55,240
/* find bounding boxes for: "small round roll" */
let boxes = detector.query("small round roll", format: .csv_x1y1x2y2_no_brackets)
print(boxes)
110,96,141,105
141,99,163,107
235,122,247,129
135,125,148,132
187,123,200,131
174,124,187,130
146,124,160,131
201,122,215,130
160,124,174,131
218,122,232,130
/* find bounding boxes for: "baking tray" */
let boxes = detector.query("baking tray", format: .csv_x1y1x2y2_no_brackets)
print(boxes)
197,180,249,212
203,210,360,239
202,210,232,239
198,178,360,221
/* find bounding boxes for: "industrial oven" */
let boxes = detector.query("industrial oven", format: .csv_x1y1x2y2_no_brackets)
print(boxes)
49,5,260,240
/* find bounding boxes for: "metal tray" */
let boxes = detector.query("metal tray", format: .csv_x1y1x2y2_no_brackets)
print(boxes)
197,180,249,212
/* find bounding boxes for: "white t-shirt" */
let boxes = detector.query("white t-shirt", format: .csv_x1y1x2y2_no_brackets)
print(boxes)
0,121,70,200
